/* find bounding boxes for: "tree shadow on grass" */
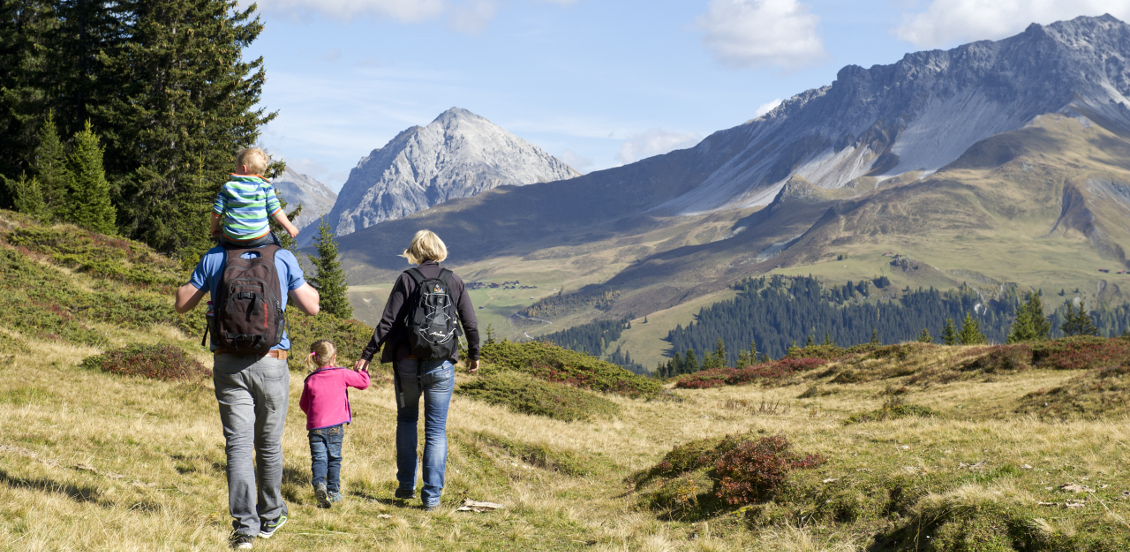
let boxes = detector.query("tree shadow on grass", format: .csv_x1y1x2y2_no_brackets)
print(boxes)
0,469,101,504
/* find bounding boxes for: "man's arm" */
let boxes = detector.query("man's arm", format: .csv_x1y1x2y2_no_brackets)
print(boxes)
175,283,207,314
289,283,320,316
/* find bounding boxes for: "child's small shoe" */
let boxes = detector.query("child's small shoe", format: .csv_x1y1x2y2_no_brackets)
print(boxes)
328,491,343,504
315,483,331,509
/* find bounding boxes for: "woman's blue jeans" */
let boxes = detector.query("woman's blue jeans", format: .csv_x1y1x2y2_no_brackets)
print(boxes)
308,424,344,493
394,358,454,507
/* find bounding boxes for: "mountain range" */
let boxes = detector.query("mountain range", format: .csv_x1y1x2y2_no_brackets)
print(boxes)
321,14,1130,362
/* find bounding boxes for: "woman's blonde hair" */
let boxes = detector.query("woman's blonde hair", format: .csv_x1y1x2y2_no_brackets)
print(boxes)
304,339,337,370
236,147,269,175
401,229,447,265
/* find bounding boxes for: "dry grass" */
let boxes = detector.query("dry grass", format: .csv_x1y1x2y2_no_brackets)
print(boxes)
4,331,1130,550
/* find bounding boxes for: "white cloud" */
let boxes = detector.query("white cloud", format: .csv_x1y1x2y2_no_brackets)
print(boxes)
894,0,1130,48
617,129,703,165
250,0,446,22
447,0,498,34
694,0,827,71
558,149,593,173
755,98,782,117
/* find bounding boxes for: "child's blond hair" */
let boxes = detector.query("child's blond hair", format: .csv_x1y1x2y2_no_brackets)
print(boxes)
236,147,269,176
401,229,448,265
305,339,337,371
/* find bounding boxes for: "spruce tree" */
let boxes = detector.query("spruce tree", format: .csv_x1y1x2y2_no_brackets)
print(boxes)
683,349,700,373
942,318,958,345
0,0,56,194
1027,292,1052,340
870,328,880,345
806,334,815,347
1061,302,1099,337
714,338,726,368
918,328,933,343
1007,303,1034,343
34,112,67,216
10,173,46,217
958,312,987,345
99,0,275,258
63,121,115,234
307,216,352,319
822,332,833,346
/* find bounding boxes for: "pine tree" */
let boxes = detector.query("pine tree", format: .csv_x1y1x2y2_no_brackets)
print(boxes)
307,216,352,319
34,112,67,216
1061,302,1099,337
9,173,46,217
683,349,700,374
713,338,726,368
0,0,57,195
958,312,987,345
62,121,115,234
870,328,880,345
1007,302,1034,343
942,318,958,345
485,324,495,345
822,332,833,346
100,0,275,259
1027,292,1052,340
918,328,933,343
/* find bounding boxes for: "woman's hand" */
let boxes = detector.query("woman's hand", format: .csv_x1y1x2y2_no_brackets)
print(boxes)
467,359,479,373
353,359,370,372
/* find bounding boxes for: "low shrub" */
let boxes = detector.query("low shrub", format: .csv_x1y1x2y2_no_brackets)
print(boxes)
1031,336,1130,371
962,344,1032,372
457,371,619,422
81,343,211,381
674,357,828,389
633,432,826,516
845,397,938,424
713,435,827,505
479,340,661,399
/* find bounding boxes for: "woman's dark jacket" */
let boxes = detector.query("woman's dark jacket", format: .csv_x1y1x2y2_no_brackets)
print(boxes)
359,260,480,364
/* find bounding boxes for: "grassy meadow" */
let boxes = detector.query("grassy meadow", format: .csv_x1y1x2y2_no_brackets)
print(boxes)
4,213,1130,551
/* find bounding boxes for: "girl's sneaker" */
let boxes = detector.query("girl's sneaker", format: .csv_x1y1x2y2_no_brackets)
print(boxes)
329,491,343,504
315,483,331,508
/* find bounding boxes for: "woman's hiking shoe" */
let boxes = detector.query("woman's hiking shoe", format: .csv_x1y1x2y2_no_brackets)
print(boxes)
394,488,415,500
315,483,331,508
258,514,287,538
229,534,255,549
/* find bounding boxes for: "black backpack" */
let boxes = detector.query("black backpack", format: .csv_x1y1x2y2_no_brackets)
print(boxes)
403,267,461,360
204,244,287,355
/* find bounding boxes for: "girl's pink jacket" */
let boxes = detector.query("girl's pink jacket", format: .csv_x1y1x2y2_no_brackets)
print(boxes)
300,367,370,430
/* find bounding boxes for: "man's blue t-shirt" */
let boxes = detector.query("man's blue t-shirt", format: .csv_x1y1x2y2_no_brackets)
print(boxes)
189,246,305,351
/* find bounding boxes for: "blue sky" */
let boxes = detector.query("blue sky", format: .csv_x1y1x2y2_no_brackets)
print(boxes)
243,0,1130,191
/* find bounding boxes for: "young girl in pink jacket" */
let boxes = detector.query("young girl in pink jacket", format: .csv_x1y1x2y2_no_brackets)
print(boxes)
299,339,370,508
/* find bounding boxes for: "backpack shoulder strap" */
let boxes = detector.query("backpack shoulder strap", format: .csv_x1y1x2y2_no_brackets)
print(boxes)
405,267,426,285
438,268,453,288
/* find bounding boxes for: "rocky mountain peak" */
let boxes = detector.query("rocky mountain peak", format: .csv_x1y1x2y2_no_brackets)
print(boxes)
307,107,580,243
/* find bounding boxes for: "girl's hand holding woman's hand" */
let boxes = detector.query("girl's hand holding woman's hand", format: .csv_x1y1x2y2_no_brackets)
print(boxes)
353,359,369,372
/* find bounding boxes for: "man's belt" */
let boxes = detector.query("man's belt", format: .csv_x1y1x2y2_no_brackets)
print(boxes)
214,348,289,360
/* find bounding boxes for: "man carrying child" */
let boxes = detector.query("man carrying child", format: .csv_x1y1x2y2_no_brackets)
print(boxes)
175,148,319,550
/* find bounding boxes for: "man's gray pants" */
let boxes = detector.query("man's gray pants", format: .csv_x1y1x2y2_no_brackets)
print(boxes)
213,353,290,536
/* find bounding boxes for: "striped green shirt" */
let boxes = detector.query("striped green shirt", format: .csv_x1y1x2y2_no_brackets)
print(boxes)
212,175,283,240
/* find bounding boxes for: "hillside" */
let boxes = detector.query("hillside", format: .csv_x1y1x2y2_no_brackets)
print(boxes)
4,212,1130,550
322,16,1130,364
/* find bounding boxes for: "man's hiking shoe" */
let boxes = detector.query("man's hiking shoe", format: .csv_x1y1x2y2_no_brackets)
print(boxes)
258,514,287,538
394,488,415,500
315,483,331,508
229,533,255,549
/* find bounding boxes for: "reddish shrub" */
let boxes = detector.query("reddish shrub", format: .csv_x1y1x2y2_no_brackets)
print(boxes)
81,343,211,381
1032,337,1130,371
713,435,826,505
